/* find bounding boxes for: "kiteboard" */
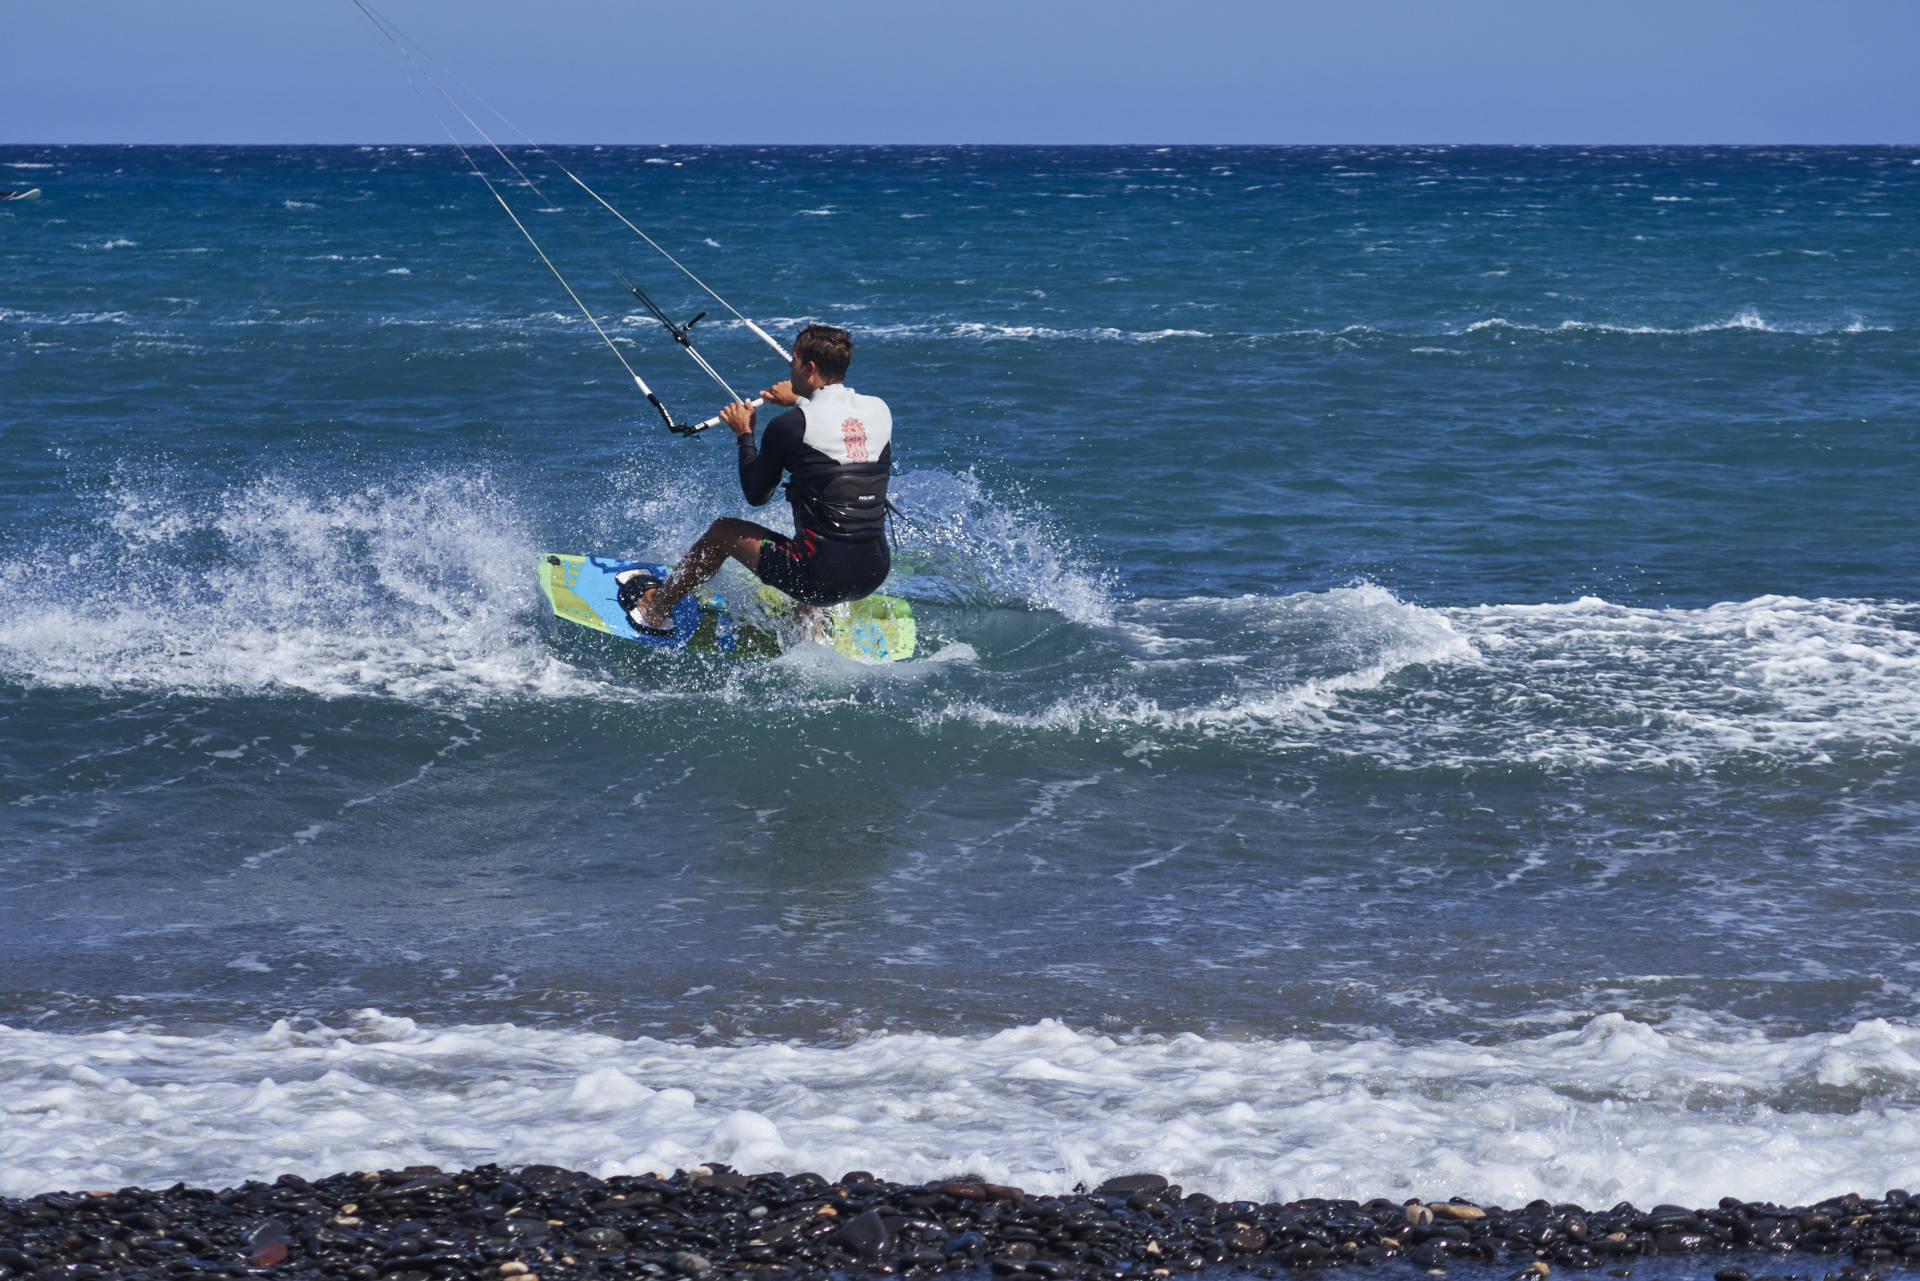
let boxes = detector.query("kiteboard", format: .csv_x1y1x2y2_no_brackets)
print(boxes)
537,553,915,662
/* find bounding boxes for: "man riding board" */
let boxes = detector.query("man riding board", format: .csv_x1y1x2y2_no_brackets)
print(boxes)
622,324,893,636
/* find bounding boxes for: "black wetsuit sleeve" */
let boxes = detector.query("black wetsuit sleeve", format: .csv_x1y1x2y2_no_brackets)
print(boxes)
736,407,805,506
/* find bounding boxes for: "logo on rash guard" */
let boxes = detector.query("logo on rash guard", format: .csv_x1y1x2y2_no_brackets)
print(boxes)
840,417,869,461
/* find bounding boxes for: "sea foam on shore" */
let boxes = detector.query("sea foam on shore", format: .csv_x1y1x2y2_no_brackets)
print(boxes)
5,1013,1919,1208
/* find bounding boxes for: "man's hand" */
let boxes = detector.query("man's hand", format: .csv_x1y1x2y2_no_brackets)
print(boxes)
719,400,756,436
761,379,800,407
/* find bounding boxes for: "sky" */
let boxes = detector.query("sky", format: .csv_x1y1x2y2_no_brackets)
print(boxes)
4,0,1917,146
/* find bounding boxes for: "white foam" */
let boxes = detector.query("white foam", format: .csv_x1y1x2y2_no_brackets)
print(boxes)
888,470,1113,625
0,308,132,326
0,463,1111,708
1438,594,1920,771
1457,311,1891,337
712,319,1212,344
3,1013,1917,1206
929,585,1474,738
917,587,1919,775
711,315,1900,346
0,469,605,706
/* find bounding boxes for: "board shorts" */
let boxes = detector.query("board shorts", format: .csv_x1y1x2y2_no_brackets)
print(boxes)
753,528,890,607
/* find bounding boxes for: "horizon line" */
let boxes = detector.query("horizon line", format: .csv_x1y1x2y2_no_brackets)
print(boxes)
6,138,1919,149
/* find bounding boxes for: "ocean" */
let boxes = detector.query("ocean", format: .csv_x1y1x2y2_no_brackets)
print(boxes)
2,143,1918,1211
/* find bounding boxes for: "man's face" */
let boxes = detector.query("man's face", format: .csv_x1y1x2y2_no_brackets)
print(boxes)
790,354,822,395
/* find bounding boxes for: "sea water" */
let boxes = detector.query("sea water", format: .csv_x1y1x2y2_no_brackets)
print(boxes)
1,144,1918,1207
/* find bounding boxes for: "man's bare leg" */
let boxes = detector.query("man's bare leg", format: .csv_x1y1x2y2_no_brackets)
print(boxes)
627,518,774,631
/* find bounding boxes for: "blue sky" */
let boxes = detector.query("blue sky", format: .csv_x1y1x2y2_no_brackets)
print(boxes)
6,0,1917,145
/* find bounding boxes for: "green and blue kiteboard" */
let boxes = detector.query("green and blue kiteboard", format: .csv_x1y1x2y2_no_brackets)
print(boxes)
537,553,916,663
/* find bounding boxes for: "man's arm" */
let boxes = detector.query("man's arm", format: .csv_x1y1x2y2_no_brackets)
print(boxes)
735,407,805,506
722,379,807,507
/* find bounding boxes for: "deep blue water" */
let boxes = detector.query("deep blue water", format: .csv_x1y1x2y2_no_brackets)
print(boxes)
1,144,1918,1205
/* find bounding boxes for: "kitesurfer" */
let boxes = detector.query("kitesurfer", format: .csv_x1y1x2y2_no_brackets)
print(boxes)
622,324,892,636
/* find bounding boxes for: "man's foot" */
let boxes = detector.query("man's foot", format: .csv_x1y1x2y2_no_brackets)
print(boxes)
616,571,676,637
627,589,677,637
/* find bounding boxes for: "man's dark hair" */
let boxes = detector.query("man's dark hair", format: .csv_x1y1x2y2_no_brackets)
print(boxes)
793,324,854,382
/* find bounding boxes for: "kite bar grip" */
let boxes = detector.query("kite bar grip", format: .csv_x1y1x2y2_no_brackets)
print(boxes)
678,395,767,436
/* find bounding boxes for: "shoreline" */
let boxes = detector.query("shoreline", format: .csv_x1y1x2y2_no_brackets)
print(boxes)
1,1164,1913,1281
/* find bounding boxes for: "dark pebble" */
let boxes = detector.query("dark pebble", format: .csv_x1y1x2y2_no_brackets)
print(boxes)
489,1218,550,1240
573,1224,628,1256
835,1210,896,1260
1655,1231,1708,1251
668,1250,711,1276
692,1170,751,1194
941,1230,987,1258
245,1239,288,1267
1096,1175,1168,1197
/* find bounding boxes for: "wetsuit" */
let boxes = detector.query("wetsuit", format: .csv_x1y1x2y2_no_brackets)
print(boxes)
737,384,892,606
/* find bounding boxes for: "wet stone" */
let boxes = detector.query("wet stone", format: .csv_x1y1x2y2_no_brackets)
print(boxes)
693,1171,751,1195
571,1226,627,1257
834,1210,896,1261
498,1218,554,1240
1655,1231,1708,1252
942,1231,987,1258
245,1240,289,1267
1097,1176,1169,1197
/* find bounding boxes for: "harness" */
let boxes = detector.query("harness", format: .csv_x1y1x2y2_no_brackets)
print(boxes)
783,385,895,540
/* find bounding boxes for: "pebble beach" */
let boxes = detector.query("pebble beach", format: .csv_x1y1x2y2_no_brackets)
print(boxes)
6,1164,1919,1281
